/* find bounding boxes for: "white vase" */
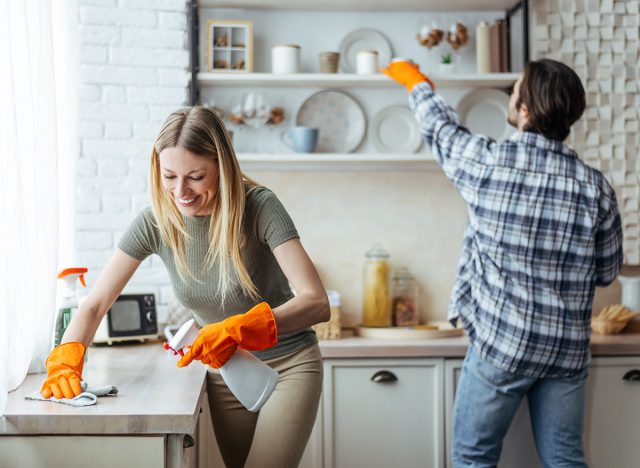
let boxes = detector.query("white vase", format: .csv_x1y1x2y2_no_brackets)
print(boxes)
439,63,456,75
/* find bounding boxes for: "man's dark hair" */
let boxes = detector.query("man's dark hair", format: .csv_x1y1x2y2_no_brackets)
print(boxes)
516,59,586,141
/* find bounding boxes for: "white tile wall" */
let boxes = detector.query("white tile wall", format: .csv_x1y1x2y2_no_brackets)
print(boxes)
534,0,640,265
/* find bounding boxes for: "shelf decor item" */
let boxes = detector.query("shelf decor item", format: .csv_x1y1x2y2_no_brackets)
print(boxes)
296,90,366,153
206,19,253,73
439,52,456,74
338,28,392,73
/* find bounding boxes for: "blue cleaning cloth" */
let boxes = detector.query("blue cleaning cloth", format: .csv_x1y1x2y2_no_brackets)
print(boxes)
26,381,118,407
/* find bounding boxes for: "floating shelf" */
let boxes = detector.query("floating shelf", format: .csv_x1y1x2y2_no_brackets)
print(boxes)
198,0,520,11
198,72,519,89
236,152,438,171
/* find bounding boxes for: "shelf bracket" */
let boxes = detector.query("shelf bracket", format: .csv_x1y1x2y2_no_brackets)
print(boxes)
506,0,530,69
188,0,200,106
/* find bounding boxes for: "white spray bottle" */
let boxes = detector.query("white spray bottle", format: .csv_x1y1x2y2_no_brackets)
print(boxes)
164,319,279,412
53,267,88,348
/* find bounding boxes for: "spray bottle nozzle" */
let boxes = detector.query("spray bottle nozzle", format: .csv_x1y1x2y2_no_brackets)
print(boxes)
57,268,88,287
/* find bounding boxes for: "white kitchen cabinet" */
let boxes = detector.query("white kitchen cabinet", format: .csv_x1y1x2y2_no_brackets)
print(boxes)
444,359,541,468
445,356,640,468
584,357,640,468
322,358,445,468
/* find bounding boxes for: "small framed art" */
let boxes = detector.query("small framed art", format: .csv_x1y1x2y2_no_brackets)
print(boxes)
206,19,253,73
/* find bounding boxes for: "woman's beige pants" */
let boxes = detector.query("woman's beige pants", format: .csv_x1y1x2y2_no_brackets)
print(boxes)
205,343,323,468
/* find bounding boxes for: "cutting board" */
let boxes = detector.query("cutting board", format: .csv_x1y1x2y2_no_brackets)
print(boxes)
356,322,464,339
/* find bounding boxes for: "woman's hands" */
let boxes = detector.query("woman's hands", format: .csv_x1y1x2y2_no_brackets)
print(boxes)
40,342,86,399
382,60,435,92
177,302,278,368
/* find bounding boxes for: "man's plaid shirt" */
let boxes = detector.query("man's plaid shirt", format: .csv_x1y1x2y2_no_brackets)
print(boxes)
410,82,623,378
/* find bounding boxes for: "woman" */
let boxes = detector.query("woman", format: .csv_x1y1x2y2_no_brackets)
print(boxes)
40,107,330,468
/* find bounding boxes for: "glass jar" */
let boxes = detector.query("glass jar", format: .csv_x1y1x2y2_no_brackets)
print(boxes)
391,267,419,326
362,244,391,327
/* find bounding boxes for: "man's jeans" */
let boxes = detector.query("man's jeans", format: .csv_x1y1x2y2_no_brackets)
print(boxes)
452,346,589,468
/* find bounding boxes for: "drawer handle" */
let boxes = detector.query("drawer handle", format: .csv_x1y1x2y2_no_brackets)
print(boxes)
183,434,195,448
371,370,398,383
623,370,640,382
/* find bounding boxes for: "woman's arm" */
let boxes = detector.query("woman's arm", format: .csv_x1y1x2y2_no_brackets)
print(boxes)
270,238,330,335
62,249,142,347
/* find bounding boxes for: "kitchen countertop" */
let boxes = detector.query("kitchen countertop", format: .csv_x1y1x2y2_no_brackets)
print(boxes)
3,333,638,436
1,342,207,436
318,333,640,358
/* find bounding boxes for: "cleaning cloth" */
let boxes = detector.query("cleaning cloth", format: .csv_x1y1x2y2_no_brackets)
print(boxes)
26,381,118,407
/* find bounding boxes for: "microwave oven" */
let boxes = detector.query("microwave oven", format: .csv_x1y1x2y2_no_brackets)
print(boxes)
93,294,159,345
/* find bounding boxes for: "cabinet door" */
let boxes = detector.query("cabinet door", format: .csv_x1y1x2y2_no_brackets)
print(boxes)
444,359,541,468
585,357,640,468
323,358,444,468
299,397,323,468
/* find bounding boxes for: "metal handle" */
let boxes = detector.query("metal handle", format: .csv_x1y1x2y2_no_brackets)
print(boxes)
371,370,398,383
183,434,195,449
623,370,640,382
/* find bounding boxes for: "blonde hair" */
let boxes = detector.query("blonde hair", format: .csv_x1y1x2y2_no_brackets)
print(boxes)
149,106,260,303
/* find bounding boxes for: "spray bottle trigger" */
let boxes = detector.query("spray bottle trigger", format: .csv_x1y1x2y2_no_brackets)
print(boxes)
79,275,86,287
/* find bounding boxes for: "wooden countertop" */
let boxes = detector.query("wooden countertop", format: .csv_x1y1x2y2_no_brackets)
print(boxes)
1,342,206,436
3,333,638,436
318,333,640,359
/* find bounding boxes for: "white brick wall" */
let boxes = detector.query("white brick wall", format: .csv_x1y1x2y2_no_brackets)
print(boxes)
77,0,189,321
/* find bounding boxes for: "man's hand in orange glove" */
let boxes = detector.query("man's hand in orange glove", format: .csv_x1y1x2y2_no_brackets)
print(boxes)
381,60,435,92
40,342,86,399
177,302,278,369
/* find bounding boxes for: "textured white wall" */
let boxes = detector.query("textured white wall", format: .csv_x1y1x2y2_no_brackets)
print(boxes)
534,0,640,265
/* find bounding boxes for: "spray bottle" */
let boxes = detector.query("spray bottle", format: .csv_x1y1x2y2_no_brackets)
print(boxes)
164,319,278,412
53,267,88,348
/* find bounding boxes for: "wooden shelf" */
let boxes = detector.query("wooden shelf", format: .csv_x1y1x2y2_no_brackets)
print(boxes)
198,72,519,89
236,152,438,171
198,0,519,11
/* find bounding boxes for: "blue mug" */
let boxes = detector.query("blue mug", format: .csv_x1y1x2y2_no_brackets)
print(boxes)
281,127,319,153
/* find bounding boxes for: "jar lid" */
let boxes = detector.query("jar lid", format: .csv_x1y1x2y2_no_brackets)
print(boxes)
393,266,414,280
366,243,389,259
272,44,301,49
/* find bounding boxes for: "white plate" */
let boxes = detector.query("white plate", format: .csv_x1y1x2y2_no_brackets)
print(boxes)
296,90,366,153
370,105,423,153
338,28,393,73
456,89,513,141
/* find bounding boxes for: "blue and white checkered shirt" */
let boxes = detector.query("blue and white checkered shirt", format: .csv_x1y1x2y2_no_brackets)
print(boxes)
410,82,623,378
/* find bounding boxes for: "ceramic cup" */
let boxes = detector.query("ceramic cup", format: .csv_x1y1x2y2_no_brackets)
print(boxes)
319,52,340,73
281,127,319,153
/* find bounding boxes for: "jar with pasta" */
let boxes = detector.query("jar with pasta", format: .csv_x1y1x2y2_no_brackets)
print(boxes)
362,244,391,327
391,267,419,326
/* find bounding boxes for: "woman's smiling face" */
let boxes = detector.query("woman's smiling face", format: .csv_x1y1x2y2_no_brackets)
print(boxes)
158,146,219,216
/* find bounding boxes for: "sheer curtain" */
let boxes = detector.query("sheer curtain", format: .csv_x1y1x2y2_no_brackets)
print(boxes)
0,0,77,416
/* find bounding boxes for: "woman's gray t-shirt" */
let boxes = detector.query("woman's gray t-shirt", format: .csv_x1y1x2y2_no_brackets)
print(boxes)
118,186,317,360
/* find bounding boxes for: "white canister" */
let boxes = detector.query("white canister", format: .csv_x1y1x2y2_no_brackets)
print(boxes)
356,50,379,75
476,21,491,73
271,44,300,74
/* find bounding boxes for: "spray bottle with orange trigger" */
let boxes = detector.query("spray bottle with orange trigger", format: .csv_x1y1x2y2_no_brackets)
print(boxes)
53,267,88,348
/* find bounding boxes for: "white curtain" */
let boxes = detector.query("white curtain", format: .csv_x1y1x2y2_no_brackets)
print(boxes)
0,0,77,417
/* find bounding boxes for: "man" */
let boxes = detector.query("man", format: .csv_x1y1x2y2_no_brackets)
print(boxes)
383,59,623,467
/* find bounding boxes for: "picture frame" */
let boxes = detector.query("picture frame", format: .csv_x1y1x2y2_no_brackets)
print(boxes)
206,19,253,73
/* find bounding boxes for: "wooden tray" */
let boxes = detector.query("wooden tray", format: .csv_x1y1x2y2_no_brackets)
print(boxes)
356,322,464,340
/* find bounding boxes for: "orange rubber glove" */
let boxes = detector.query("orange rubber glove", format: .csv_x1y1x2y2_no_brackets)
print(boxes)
381,60,435,92
40,342,86,399
177,302,278,369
